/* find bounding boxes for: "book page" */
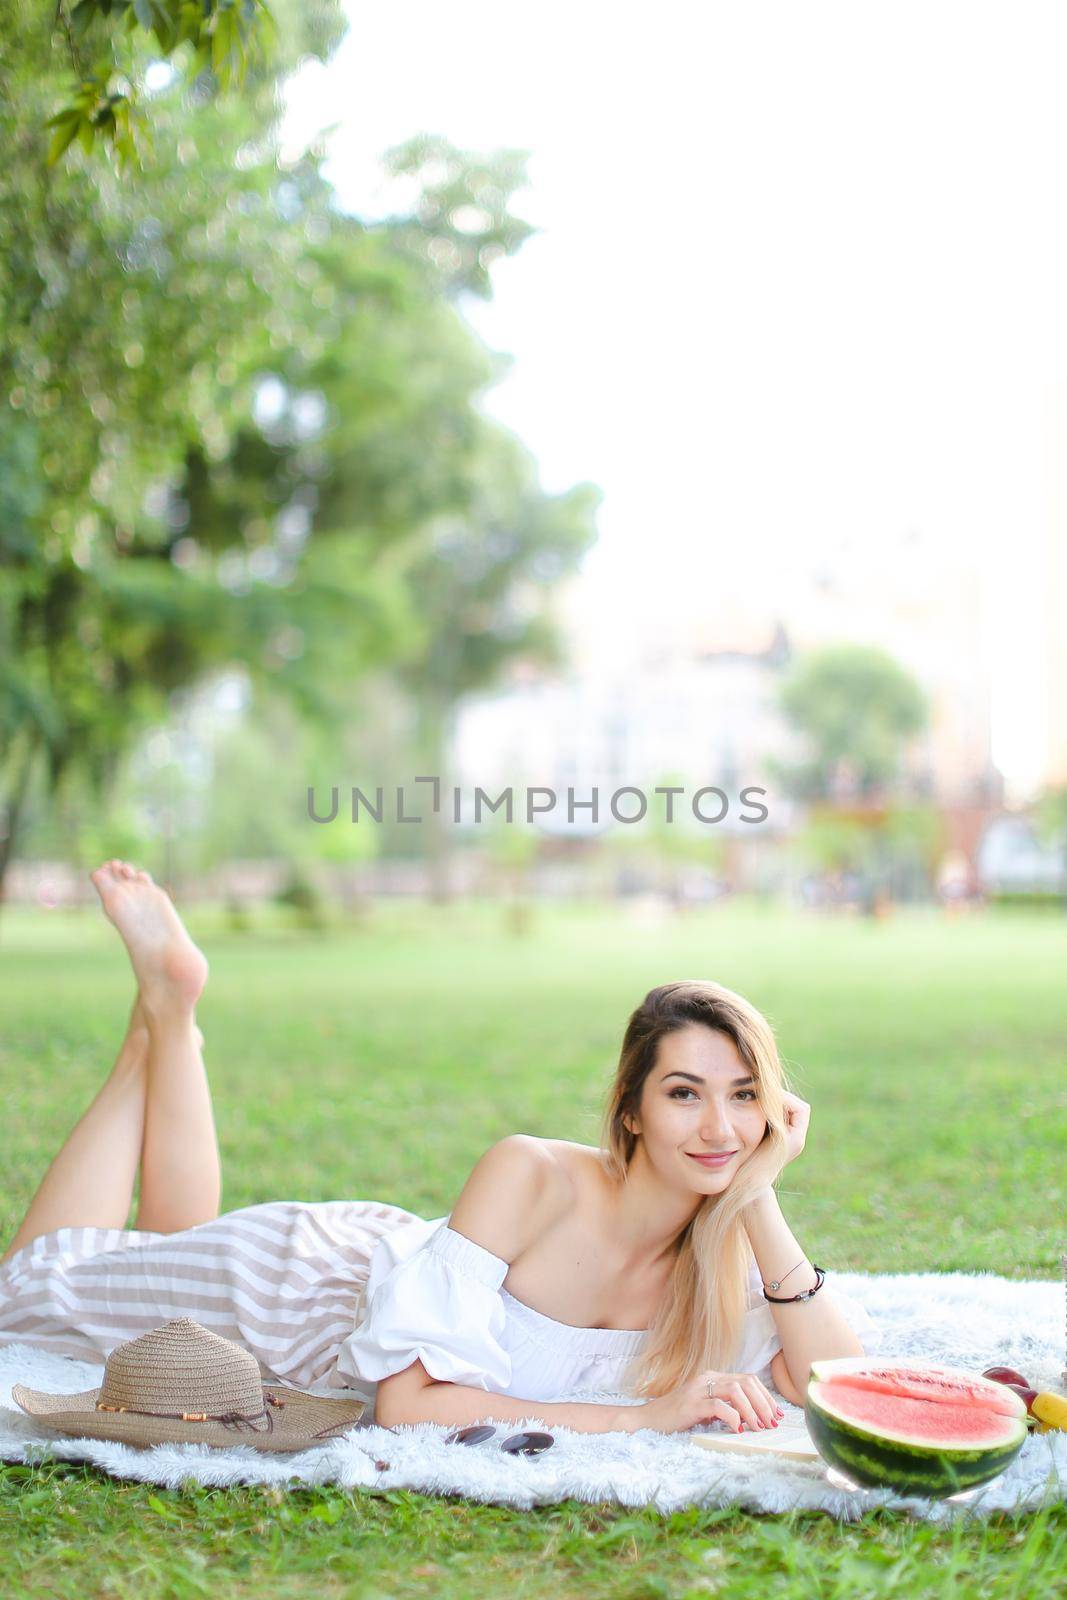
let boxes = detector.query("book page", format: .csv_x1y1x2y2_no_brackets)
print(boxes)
691,1420,822,1461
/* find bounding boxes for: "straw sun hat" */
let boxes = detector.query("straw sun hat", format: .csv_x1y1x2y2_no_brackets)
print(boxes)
12,1318,367,1453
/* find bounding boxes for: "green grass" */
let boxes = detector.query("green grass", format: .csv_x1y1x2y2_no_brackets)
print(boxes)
1,897,1065,1597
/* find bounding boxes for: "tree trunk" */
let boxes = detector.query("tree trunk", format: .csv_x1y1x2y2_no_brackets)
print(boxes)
414,694,456,904
0,731,39,914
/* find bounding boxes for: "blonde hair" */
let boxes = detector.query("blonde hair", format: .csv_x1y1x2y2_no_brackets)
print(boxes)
598,979,791,1398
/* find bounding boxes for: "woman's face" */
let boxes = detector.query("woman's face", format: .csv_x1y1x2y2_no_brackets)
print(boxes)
627,1023,768,1193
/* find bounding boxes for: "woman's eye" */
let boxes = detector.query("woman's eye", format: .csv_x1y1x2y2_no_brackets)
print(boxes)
667,1087,758,1102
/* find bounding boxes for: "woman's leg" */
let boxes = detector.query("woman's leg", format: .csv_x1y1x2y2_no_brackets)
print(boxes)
90,859,219,1233
0,860,220,1262
0,996,150,1262
133,981,221,1234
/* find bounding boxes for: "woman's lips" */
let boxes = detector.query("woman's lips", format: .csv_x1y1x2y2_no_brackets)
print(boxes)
687,1151,737,1166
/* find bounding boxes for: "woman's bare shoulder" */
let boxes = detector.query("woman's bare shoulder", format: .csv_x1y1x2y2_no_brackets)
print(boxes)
494,1135,609,1190
537,1137,608,1186
470,1134,603,1181
447,1134,575,1261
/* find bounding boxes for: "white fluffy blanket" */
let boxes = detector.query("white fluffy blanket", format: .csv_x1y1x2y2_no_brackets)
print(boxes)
1,1269,1064,1523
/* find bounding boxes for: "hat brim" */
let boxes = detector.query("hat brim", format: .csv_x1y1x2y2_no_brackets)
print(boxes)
12,1381,366,1454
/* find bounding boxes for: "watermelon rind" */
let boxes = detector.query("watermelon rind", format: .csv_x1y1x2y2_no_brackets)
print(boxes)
805,1359,1027,1498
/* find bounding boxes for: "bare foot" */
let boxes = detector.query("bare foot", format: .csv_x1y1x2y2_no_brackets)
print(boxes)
91,860,208,1016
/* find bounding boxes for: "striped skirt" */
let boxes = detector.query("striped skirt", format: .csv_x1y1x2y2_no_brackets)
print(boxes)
0,1199,421,1389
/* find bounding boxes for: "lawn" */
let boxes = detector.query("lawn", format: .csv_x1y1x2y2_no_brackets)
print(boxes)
1,895,1065,1598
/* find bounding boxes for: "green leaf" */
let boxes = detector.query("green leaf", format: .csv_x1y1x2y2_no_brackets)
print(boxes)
211,12,233,73
255,14,277,58
46,117,82,165
70,1,99,39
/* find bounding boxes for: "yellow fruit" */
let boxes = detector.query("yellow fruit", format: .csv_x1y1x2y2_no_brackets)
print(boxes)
1031,1391,1067,1431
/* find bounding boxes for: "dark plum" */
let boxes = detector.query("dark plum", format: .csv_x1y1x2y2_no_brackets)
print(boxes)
1005,1383,1040,1416
982,1365,1031,1390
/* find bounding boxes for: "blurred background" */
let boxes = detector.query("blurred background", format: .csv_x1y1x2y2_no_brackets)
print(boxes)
3,0,1067,932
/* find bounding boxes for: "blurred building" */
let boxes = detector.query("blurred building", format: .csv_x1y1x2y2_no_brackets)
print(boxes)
452,530,1002,826
976,814,1066,896
451,606,794,837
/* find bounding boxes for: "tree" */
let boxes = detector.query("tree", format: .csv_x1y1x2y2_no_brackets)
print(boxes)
379,133,536,304
391,424,600,897
38,0,326,169
0,3,598,901
773,643,928,802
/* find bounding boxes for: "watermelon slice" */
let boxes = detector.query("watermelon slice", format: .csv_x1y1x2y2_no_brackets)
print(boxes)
805,1356,1028,1499
808,1356,1026,1416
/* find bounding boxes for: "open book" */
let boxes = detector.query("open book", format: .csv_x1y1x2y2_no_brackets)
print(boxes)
691,1418,822,1462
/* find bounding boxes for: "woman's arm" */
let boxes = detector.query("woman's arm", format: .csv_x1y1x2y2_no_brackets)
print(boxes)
375,1356,630,1432
743,1189,864,1397
769,1348,805,1407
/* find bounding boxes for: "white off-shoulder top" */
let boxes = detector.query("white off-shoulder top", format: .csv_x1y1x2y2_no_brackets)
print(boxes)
333,1215,884,1409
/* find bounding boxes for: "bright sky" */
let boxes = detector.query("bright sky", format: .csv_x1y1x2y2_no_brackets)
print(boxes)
282,1,1067,798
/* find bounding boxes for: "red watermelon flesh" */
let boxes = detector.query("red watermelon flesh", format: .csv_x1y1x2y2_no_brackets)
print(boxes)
814,1358,1024,1419
811,1381,1026,1448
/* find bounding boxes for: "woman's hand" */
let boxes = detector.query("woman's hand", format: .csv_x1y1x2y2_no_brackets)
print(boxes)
777,1090,810,1169
741,1089,812,1197
622,1370,784,1435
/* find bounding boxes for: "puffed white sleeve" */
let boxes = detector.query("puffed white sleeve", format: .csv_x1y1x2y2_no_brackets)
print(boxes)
334,1223,512,1392
735,1256,885,1391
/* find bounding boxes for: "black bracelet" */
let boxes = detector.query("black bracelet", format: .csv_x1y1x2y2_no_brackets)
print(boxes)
762,1265,826,1303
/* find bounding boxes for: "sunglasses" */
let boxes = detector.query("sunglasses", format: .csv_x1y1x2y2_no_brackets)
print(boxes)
443,1425,555,1456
